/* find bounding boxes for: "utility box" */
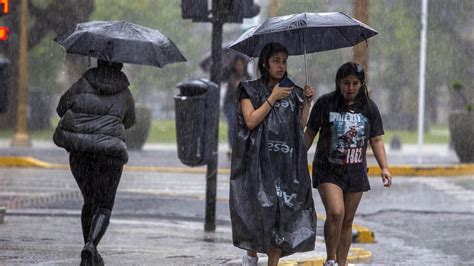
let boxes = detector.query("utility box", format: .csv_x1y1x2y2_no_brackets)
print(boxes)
174,79,219,166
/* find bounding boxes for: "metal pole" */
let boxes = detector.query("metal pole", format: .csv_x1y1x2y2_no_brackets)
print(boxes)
417,0,428,164
11,0,31,147
205,0,223,232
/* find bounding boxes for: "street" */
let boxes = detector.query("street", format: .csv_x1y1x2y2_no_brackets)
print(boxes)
1,0,473,265
1,166,473,265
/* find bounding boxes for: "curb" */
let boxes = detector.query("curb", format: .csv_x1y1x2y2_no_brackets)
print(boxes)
309,164,474,177
1,156,474,176
1,190,82,210
352,224,376,244
279,247,372,266
317,214,376,244
0,156,66,169
367,164,474,176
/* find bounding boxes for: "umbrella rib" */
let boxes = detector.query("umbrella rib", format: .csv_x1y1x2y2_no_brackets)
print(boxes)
255,26,307,36
335,27,355,46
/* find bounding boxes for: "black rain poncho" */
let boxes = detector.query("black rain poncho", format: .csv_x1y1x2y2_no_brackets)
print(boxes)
229,79,316,256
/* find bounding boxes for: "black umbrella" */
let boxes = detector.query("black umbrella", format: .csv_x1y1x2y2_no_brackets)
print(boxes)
54,20,187,68
229,12,378,82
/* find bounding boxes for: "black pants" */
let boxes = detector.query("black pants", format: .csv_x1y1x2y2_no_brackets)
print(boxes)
69,152,124,243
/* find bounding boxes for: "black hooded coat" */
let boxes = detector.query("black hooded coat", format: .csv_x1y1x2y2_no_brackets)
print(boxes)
53,66,135,163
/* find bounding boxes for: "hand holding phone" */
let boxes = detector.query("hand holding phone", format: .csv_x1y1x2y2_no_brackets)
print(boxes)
279,76,294,87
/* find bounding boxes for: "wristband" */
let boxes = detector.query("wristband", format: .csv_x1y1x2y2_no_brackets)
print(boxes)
266,99,274,108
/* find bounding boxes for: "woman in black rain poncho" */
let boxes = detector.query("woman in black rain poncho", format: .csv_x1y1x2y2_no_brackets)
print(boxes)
229,42,317,266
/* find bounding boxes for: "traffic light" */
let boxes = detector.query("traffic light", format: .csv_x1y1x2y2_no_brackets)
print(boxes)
0,0,9,41
242,0,260,18
181,0,209,21
222,0,260,23
181,0,260,24
0,26,8,41
0,0,8,15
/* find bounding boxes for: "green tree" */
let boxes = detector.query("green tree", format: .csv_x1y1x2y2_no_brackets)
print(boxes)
1,1,214,128
424,0,473,121
0,0,94,128
370,0,419,114
91,0,212,104
273,0,473,127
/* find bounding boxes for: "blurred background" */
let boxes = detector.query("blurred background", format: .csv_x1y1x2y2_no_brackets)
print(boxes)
0,0,472,146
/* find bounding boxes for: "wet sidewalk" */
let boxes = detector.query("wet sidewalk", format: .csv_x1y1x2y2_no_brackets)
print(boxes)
0,139,472,265
5,210,372,265
0,166,369,265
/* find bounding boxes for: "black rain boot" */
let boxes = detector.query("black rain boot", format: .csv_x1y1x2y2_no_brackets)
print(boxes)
81,208,111,266
81,204,94,244
94,252,104,266
80,245,104,266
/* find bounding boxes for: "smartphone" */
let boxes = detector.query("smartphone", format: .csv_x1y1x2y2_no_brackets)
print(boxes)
279,76,294,87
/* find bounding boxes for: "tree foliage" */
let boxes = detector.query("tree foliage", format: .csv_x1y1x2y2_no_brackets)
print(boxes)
90,0,212,103
1,0,472,128
273,0,473,124
0,0,94,128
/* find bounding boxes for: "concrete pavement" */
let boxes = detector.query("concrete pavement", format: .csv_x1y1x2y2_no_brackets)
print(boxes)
3,210,372,265
0,139,472,265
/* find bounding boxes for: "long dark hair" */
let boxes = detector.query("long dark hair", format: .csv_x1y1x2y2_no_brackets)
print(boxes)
335,62,369,112
257,42,288,83
232,54,250,77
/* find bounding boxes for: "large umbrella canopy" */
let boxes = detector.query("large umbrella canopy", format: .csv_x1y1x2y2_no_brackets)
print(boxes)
54,20,187,67
230,12,378,57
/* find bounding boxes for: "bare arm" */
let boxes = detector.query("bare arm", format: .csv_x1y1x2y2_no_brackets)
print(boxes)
241,84,292,130
370,135,392,187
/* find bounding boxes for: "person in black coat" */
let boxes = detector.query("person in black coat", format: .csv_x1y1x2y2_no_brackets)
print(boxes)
54,59,135,266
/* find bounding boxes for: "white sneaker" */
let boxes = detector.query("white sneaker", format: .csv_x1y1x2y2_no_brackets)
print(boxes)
242,254,258,266
324,260,338,266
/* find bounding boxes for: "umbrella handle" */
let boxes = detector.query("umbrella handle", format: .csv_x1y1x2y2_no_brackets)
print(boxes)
303,35,311,101
304,50,308,85
302,30,308,85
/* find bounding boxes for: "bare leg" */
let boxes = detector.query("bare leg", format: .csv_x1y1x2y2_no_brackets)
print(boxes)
267,246,282,266
242,250,258,266
336,192,363,266
247,250,257,257
318,183,345,262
